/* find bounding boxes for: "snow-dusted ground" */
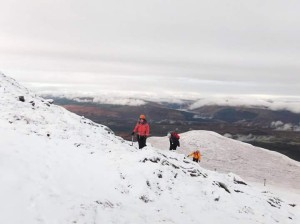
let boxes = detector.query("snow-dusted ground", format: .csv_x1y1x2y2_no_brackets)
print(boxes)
1,72,299,223
148,131,300,203
148,131,300,189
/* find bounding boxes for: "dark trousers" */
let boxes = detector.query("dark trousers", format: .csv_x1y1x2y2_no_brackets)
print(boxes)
169,139,179,151
193,158,199,163
137,135,147,149
169,143,178,151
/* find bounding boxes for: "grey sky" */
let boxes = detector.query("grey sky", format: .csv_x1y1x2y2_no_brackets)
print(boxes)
0,0,300,98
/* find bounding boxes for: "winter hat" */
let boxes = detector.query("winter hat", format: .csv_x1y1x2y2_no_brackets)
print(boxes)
139,114,146,119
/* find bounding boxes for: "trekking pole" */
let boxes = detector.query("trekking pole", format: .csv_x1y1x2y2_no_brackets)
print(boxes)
131,135,134,146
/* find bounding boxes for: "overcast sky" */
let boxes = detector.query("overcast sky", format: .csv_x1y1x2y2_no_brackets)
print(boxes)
0,0,300,99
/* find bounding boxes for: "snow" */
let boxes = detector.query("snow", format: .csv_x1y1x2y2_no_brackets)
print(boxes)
148,131,300,209
1,72,299,223
149,131,300,189
149,130,300,193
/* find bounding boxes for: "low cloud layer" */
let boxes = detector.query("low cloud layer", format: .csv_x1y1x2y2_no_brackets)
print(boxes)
37,85,300,113
189,97,300,113
271,121,300,131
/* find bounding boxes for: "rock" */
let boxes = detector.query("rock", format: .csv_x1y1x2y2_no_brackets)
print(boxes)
19,96,25,102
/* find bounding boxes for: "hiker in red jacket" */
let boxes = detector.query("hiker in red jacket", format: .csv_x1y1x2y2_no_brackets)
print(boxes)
132,114,150,149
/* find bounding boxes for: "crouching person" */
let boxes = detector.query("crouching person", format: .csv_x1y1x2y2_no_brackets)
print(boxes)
187,150,201,163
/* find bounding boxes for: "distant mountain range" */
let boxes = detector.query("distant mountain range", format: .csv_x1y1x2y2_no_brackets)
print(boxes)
45,96,300,161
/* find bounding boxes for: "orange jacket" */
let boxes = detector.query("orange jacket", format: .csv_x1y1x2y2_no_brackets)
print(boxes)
188,151,201,160
133,122,150,137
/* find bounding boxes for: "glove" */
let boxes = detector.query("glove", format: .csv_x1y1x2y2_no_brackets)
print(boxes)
131,132,135,135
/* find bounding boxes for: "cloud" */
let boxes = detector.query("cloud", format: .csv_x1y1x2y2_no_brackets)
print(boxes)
90,97,145,106
235,134,274,142
0,0,300,99
271,121,300,131
189,96,300,113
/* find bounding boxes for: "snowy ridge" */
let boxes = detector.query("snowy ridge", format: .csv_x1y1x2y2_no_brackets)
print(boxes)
0,72,115,145
149,130,300,190
0,72,299,224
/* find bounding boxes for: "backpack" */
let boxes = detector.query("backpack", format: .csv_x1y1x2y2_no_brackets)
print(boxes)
171,132,180,139
194,151,200,159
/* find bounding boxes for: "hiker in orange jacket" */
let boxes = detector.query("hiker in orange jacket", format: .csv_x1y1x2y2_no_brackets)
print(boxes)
187,150,201,163
132,114,150,149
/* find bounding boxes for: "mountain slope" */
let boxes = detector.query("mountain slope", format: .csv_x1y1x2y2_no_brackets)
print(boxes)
149,131,300,190
0,72,299,224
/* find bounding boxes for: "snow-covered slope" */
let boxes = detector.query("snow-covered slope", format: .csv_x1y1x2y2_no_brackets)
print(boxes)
148,131,300,191
0,72,299,224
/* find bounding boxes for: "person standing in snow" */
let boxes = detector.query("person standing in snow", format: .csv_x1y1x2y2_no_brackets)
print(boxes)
131,114,150,149
167,130,180,151
187,150,201,163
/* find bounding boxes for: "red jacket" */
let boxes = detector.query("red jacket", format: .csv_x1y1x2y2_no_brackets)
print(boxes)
133,121,150,137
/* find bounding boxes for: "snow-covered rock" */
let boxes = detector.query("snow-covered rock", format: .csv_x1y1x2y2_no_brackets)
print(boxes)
0,72,299,224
